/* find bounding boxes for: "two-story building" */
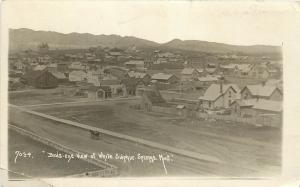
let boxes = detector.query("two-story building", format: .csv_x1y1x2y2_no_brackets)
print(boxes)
198,83,240,110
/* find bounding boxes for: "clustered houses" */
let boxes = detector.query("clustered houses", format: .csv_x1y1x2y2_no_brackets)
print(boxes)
8,44,283,124
198,82,283,127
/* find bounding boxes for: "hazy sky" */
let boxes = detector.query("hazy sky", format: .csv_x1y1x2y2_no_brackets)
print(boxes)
2,1,296,46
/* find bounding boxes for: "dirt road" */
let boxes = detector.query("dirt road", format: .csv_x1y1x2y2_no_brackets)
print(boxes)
9,106,280,177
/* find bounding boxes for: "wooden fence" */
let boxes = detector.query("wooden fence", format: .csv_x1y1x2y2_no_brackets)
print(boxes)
150,105,257,125
195,112,256,125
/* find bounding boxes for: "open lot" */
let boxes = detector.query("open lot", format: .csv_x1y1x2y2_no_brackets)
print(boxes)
8,129,102,178
26,100,281,176
9,87,82,106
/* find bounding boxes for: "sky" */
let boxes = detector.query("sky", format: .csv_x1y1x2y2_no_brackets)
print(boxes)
1,1,298,46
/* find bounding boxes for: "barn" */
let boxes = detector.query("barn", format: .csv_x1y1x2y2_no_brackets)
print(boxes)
21,70,58,89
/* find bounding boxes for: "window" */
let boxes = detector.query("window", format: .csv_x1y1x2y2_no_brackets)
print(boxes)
229,91,232,98
235,105,238,113
244,93,248,99
208,101,211,108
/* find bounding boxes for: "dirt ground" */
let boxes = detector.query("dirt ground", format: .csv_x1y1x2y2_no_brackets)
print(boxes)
8,129,102,179
29,100,282,176
9,87,79,106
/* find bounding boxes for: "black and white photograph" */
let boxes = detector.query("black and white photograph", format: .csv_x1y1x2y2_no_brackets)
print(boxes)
1,1,300,187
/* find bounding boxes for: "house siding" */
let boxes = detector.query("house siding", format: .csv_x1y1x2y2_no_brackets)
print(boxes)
201,87,237,110
269,89,283,101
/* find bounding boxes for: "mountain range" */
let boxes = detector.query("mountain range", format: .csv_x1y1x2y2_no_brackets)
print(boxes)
9,28,281,55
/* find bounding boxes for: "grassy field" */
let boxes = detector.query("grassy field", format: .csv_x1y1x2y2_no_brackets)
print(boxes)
9,87,81,106
31,101,281,175
8,129,102,178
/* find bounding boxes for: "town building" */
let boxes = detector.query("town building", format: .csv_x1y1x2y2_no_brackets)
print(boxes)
198,83,240,110
140,85,166,111
151,73,179,84
181,68,200,81
21,70,58,89
88,85,112,100
126,71,151,85
230,99,282,127
69,70,87,82
125,60,145,71
100,79,123,95
51,72,68,84
240,84,282,101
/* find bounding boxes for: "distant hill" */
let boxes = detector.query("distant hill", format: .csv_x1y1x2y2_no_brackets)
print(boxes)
9,28,159,51
162,39,281,55
9,28,281,55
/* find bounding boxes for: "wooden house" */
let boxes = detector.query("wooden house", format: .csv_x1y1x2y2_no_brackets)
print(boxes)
88,85,112,100
181,68,199,81
240,84,282,101
198,84,240,110
151,73,179,84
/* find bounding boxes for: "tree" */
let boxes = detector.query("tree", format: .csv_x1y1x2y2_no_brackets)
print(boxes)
38,42,49,53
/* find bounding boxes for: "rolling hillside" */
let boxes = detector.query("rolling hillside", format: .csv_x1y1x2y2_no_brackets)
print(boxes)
9,28,281,55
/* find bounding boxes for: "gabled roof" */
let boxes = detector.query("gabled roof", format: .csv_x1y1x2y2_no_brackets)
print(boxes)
143,88,165,105
236,64,252,72
151,73,174,80
242,85,280,97
205,67,216,73
176,105,186,109
220,64,237,69
181,68,197,75
22,70,44,81
127,71,148,79
69,70,86,76
33,65,47,71
196,68,204,73
47,63,57,68
22,70,56,83
252,99,282,112
51,72,66,79
109,51,122,56
198,84,238,101
198,76,219,82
